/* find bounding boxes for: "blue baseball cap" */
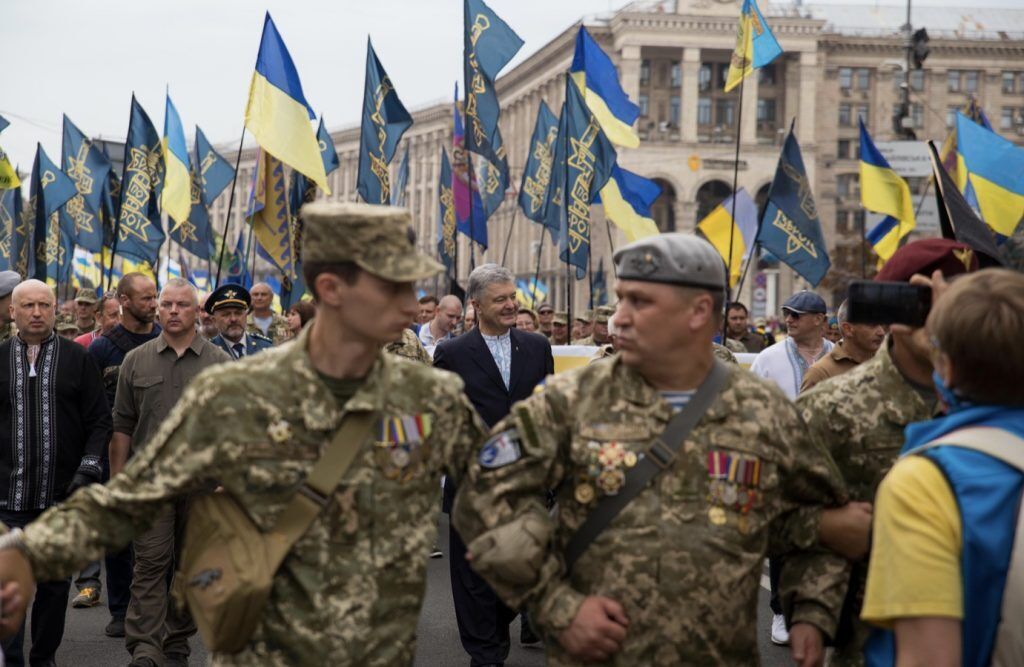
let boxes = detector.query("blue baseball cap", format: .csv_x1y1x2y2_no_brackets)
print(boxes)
782,291,827,315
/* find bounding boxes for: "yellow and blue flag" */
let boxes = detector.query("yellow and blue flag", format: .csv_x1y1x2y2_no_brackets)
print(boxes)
29,145,77,281
116,95,165,266
247,149,293,278
437,148,456,275
697,187,759,286
955,112,1024,237
559,76,617,280
570,27,640,149
61,115,111,254
357,38,412,205
927,140,1002,266
195,126,235,208
724,0,782,93
518,101,559,225
161,93,192,228
598,165,662,244
756,123,830,286
859,119,915,262
0,185,21,271
515,277,547,309
245,13,328,194
0,142,18,190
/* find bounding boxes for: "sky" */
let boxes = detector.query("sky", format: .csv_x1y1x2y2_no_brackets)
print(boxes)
0,0,1019,175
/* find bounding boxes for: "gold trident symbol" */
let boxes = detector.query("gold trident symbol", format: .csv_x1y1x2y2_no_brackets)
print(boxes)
41,170,57,187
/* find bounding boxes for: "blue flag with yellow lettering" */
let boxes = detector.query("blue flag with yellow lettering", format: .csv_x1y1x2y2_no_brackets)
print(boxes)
357,38,412,205
169,166,213,259
195,126,235,208
0,185,21,271
519,101,559,224
478,128,509,218
541,103,567,242
30,144,77,281
437,148,456,274
317,117,340,179
757,123,830,286
115,95,166,266
559,77,617,280
101,166,121,251
60,115,111,254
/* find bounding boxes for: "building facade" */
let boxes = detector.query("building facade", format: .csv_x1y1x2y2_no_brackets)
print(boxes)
210,0,1024,315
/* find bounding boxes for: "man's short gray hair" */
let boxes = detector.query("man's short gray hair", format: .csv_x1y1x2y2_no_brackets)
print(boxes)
467,264,515,303
160,278,198,305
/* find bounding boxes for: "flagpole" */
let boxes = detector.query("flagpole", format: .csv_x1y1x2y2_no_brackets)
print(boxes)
604,218,618,279
214,128,247,288
531,228,545,303
500,207,518,267
587,240,594,309
563,112,572,335
725,30,750,317
733,242,757,305
467,156,478,271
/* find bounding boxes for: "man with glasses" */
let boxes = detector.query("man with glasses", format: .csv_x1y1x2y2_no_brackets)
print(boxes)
536,302,555,339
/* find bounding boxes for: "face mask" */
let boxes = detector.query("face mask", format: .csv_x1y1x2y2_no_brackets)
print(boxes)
932,369,970,412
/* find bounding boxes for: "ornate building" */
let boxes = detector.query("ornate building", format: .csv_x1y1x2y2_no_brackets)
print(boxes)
210,0,1024,315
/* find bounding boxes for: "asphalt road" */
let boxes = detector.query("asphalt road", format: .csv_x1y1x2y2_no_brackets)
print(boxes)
42,514,794,666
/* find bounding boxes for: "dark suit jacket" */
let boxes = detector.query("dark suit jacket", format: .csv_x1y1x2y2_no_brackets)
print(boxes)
433,326,554,429
210,332,274,359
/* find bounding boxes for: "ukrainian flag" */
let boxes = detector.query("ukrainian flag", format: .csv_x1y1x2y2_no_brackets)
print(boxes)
696,187,758,286
515,278,547,309
859,119,915,262
724,0,782,93
245,13,329,194
0,143,18,189
955,112,1024,237
598,165,661,243
161,93,192,228
569,27,640,148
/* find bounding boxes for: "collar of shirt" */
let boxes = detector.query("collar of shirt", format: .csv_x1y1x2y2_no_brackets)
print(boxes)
156,332,206,357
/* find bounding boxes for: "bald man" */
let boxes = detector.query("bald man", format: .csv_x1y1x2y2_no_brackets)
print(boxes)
246,282,288,344
0,280,111,664
419,295,463,347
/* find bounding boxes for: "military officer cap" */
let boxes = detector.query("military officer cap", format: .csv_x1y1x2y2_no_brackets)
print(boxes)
75,288,98,304
301,202,443,282
782,291,827,315
613,233,725,292
552,311,568,326
594,305,615,324
875,238,979,283
205,283,251,314
0,271,20,299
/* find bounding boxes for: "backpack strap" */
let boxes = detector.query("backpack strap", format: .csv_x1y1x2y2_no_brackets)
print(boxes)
904,426,1024,472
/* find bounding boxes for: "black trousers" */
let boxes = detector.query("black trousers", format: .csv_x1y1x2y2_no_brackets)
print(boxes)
0,509,70,667
103,457,132,620
769,556,783,615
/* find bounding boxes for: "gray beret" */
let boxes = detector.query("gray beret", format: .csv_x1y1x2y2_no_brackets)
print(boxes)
613,233,726,292
0,271,20,298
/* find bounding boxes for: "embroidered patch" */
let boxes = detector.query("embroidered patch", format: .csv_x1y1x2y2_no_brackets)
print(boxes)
478,430,522,469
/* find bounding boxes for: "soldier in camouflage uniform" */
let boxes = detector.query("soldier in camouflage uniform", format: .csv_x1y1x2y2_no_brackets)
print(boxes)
796,239,979,666
453,234,848,666
385,327,433,364
0,271,20,343
0,202,488,666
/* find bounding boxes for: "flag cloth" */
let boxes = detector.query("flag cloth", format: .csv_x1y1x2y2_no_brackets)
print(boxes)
559,76,617,280
195,126,235,207
515,278,547,309
71,248,104,290
247,149,293,278
122,256,156,281
316,116,340,177
463,0,523,171
0,115,8,135
541,102,568,242
955,112,1024,237
13,180,31,276
0,143,19,189
697,187,758,286
245,12,329,193
437,148,457,274
939,98,990,209
477,128,510,219
357,38,412,205
391,146,409,207
452,83,488,247
60,115,111,253
30,144,77,281
0,186,21,271
724,0,782,93
599,165,662,243
569,27,640,148
927,141,1002,267
116,95,165,266
859,118,915,262
161,93,192,227
101,166,121,250
169,166,213,258
519,101,559,224
590,257,608,307
757,124,830,286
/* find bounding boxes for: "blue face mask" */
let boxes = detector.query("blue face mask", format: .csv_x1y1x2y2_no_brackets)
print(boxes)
932,369,970,412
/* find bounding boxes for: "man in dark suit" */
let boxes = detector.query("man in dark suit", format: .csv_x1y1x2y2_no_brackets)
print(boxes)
434,264,553,667
206,283,274,359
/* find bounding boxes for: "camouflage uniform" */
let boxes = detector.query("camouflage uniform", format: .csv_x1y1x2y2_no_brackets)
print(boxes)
797,342,937,665
453,355,849,666
385,328,433,364
0,321,14,343
247,312,290,345
723,337,746,355
712,342,738,364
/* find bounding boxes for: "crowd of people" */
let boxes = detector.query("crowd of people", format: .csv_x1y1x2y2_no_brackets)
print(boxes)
0,201,1018,667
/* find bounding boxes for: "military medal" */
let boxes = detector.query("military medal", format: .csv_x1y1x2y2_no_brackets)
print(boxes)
708,506,727,525
597,442,626,468
722,484,738,506
574,482,596,504
391,447,411,468
597,468,625,496
737,515,749,535
623,451,638,468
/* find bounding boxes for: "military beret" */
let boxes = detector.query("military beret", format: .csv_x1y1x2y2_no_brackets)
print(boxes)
614,233,725,292
782,291,827,315
594,305,615,324
205,283,251,314
75,288,98,304
301,202,443,282
552,311,568,326
875,238,979,282
0,271,19,299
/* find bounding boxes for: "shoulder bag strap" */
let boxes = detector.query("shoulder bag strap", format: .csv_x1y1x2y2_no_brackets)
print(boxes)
904,426,1024,472
565,360,731,572
263,410,378,569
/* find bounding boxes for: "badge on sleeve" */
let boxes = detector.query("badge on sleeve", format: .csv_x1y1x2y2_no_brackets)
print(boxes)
478,430,523,469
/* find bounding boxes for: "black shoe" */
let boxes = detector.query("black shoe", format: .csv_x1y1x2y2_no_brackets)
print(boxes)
127,658,158,667
105,616,126,638
165,653,189,667
520,621,541,646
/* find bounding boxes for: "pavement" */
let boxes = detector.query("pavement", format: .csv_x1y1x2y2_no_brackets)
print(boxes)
41,515,794,666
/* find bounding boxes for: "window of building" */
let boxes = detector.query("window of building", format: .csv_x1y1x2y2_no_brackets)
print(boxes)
670,96,681,126
699,64,712,92
757,99,776,123
671,63,682,87
659,62,670,86
640,60,651,86
716,99,735,126
964,70,979,93
639,94,649,117
718,64,730,89
759,64,777,86
836,173,859,199
1004,71,1017,94
852,209,865,231
856,68,870,90
838,139,851,159
839,67,853,90
912,103,924,128
948,70,961,92
857,104,870,125
946,106,959,128
698,98,712,125
910,70,924,91
839,103,852,127
836,210,853,234
1003,107,1016,130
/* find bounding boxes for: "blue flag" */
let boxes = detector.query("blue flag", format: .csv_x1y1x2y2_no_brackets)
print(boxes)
116,95,166,266
463,0,523,172
591,257,608,308
30,144,78,281
101,166,121,251
357,38,413,205
452,85,489,248
756,123,830,286
541,103,567,243
391,146,409,207
559,78,617,280
169,166,213,259
317,117,340,177
437,148,456,274
0,185,21,271
60,115,111,254
519,101,559,224
0,115,8,135
478,128,509,218
226,228,253,289
195,126,235,208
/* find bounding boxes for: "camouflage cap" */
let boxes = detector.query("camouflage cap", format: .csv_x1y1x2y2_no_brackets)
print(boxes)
55,314,79,332
594,305,615,324
301,202,443,282
74,287,98,304
576,309,594,323
614,233,726,292
552,311,568,326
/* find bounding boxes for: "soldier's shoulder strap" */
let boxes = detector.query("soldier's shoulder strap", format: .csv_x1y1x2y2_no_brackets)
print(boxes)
564,360,731,573
103,325,137,354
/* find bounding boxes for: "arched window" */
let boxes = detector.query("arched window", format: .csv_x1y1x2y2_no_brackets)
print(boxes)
651,178,676,232
695,180,732,224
